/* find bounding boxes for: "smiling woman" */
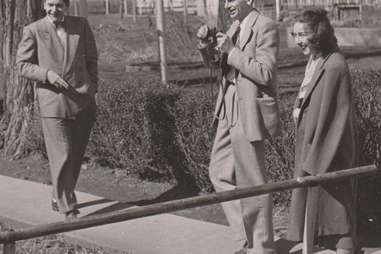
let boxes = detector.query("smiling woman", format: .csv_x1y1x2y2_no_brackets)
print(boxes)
287,8,358,254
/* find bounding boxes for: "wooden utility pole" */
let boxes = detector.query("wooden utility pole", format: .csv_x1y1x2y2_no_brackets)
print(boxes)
183,0,188,26
275,0,281,21
156,0,168,85
124,0,128,17
105,0,110,15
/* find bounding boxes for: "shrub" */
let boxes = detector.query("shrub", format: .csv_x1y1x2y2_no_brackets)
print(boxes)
21,68,381,209
352,70,381,168
88,76,162,178
351,69,381,213
265,91,296,206
173,87,216,192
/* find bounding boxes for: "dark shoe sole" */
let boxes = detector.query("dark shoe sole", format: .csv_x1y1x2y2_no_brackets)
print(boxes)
65,209,80,220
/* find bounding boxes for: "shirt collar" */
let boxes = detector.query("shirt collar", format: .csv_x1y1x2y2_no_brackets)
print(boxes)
240,12,251,31
47,16,65,26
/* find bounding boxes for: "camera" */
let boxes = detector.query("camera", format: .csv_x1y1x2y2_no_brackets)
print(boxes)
197,25,221,67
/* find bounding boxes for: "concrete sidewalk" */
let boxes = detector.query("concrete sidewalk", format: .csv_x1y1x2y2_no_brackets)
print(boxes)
0,174,242,254
0,174,380,254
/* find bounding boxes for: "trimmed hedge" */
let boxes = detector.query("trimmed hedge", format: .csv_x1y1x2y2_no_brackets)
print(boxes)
24,68,381,208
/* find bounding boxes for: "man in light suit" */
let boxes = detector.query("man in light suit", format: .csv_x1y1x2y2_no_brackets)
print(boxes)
16,0,98,219
198,0,280,253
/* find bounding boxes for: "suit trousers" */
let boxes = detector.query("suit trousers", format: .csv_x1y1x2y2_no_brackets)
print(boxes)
41,103,96,213
209,85,275,254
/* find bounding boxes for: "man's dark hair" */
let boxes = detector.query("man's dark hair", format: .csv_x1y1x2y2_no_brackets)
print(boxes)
294,8,338,54
44,0,70,6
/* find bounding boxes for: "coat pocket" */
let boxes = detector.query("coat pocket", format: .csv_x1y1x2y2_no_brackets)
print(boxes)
257,96,281,139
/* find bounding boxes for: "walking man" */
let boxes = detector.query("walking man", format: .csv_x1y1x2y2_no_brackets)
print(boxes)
197,0,280,253
16,0,98,219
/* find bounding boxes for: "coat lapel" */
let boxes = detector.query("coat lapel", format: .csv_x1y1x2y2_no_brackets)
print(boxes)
297,53,332,126
239,10,260,51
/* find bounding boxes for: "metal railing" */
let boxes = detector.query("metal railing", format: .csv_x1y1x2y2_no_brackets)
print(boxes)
0,164,378,254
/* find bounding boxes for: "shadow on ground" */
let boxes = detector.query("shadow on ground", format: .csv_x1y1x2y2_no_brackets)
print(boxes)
82,183,200,217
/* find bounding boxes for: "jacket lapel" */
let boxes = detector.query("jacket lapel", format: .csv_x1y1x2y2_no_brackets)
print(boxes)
226,20,240,41
63,16,80,74
41,17,65,61
239,10,259,51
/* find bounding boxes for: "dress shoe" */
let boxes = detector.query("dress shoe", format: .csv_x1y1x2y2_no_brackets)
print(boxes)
234,248,247,254
65,209,79,220
51,199,59,212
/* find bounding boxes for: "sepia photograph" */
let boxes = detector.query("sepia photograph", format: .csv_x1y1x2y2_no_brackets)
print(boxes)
0,0,380,253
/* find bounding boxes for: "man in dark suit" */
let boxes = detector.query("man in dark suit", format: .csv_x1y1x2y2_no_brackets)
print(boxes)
198,0,280,253
16,0,98,219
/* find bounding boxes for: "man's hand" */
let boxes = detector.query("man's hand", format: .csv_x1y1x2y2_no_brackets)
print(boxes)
47,70,70,89
197,25,210,49
216,32,234,54
197,25,209,40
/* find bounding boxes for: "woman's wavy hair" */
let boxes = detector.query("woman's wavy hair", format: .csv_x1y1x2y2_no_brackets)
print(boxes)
294,8,338,53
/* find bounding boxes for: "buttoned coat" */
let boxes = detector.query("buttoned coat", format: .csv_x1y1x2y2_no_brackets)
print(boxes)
213,10,280,141
287,52,358,241
16,15,98,119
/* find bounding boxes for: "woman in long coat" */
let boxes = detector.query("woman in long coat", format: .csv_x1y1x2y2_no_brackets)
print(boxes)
286,8,358,254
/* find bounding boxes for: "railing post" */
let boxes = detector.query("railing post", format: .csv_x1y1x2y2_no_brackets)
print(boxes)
302,186,319,254
3,242,16,254
1,224,16,254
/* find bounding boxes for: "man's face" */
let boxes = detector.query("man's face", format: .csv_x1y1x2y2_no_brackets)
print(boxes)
225,0,251,21
44,0,68,23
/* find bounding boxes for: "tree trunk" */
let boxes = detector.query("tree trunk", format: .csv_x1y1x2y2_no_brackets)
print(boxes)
0,1,6,115
0,0,43,159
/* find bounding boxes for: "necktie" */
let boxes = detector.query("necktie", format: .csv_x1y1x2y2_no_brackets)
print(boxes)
54,21,66,46
232,26,241,46
224,25,241,82
221,24,241,74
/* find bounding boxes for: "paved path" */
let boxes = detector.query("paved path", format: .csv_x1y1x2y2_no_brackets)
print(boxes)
0,175,380,254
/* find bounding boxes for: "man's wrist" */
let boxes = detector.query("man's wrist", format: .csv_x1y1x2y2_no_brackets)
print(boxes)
44,69,50,83
227,47,237,61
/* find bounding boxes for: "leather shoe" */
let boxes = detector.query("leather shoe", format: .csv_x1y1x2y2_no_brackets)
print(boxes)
51,199,59,212
234,249,247,254
65,209,79,220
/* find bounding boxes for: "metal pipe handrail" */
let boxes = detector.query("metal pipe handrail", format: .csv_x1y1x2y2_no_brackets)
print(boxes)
0,164,377,244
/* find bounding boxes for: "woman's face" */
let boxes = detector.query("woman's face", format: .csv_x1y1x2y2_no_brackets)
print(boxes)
292,22,319,56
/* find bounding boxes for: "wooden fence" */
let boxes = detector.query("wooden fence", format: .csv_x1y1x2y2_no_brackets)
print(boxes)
0,165,378,254
280,0,380,8
87,0,198,15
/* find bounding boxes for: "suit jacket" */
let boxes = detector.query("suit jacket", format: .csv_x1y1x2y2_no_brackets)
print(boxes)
16,15,98,119
287,51,357,240
212,10,280,141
